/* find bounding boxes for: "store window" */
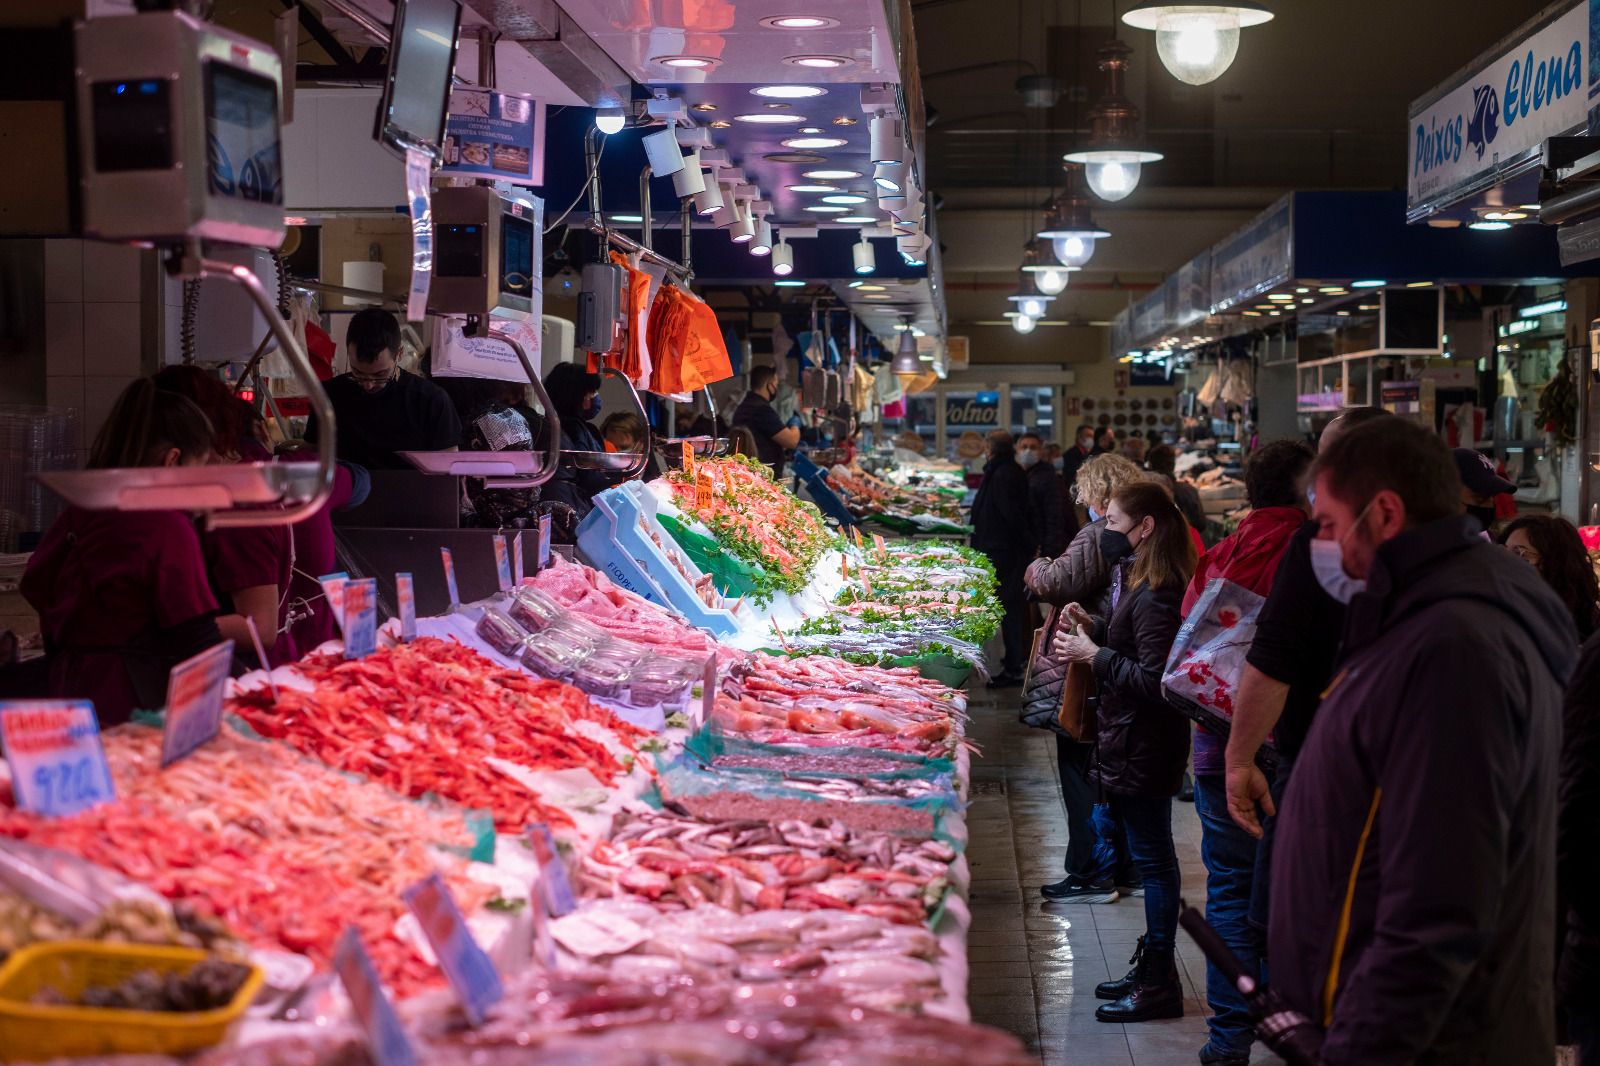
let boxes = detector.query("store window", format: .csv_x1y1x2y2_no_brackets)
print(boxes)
1010,387,1056,443
904,393,938,455
942,390,1000,459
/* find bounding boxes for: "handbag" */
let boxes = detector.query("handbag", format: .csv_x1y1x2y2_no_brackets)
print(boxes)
1020,608,1097,741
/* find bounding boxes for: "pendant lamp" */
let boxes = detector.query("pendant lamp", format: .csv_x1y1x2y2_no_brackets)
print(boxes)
1121,2,1274,86
1020,238,1077,294
1062,39,1163,202
1035,166,1112,267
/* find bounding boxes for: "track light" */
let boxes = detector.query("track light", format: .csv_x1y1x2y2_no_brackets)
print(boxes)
870,112,904,166
771,236,794,275
751,217,773,255
595,106,626,134
873,164,901,193
672,149,707,197
852,234,876,275
692,177,724,216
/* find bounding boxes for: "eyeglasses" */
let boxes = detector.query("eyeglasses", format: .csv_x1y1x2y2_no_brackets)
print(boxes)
1508,544,1542,565
350,365,398,389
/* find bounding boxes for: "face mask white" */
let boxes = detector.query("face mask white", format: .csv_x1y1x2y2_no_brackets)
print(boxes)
1309,500,1376,604
1087,506,1101,522
1017,448,1039,469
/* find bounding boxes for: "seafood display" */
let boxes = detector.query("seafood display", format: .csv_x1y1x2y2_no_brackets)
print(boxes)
825,463,968,527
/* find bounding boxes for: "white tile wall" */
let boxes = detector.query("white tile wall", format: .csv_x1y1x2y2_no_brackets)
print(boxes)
82,301,142,378
42,238,150,450
43,240,83,304
82,376,131,449
82,241,142,303
43,303,84,376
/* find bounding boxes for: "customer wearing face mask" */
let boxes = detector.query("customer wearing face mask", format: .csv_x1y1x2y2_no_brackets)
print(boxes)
1499,514,1600,642
1453,447,1516,535
970,429,1032,687
1061,424,1098,486
1017,431,1075,558
1270,417,1574,1066
732,364,801,478
306,309,460,470
1054,479,1197,1023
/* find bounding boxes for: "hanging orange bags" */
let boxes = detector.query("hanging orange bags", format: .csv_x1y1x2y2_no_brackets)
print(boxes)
646,285,733,395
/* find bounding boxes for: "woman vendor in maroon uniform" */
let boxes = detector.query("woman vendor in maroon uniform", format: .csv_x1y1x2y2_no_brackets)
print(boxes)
21,380,223,726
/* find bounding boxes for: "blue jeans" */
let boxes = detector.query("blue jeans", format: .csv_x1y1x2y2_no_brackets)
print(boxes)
1108,792,1179,949
1196,774,1262,1057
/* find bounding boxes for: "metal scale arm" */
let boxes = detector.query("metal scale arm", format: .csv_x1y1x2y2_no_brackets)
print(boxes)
487,326,562,485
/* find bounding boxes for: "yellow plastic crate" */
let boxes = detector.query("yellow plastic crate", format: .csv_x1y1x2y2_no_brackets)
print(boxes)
0,940,263,1061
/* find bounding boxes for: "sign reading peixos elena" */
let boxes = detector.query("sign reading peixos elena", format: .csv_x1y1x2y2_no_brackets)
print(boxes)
1407,0,1589,218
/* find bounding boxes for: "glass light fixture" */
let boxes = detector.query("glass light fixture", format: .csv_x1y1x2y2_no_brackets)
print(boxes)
1011,313,1037,335
853,235,876,275
595,107,626,134
1062,39,1164,202
1035,168,1111,267
1008,272,1050,319
1020,238,1076,295
1122,3,1274,86
804,169,860,180
752,85,826,98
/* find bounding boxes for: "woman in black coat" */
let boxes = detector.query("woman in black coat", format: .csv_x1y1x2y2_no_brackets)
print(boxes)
1055,478,1196,1024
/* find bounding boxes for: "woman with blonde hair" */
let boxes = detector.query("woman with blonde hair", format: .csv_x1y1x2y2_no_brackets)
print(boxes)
1024,451,1147,904
1055,478,1197,1023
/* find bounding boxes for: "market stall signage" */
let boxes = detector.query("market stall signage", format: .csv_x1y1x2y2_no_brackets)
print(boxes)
439,88,545,186
319,572,349,637
493,534,512,591
404,149,433,323
0,701,115,818
402,872,504,1025
512,532,525,584
526,823,576,917
1407,1,1587,216
441,548,461,607
397,573,417,642
161,641,235,766
1208,195,1292,313
696,470,716,510
344,578,378,659
334,927,418,1066
682,440,696,479
944,394,999,427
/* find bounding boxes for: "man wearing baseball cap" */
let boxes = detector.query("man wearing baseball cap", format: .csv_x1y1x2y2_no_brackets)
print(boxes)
1453,447,1517,534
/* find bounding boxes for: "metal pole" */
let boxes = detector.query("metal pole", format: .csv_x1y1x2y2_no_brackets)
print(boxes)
681,200,693,274
488,328,562,487
476,25,496,89
639,165,654,251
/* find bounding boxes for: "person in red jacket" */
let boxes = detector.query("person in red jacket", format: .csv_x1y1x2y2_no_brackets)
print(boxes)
1178,437,1314,1066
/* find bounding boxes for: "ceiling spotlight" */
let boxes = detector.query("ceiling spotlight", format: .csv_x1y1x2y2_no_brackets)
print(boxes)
750,216,774,255
837,215,879,224
1469,220,1512,231
805,205,848,213
692,176,724,216
595,107,626,134
691,102,718,112
853,234,876,275
1063,40,1163,201
804,169,861,180
729,213,756,242
753,84,826,98
709,119,732,129
870,111,904,165
1351,279,1386,288
787,183,839,193
783,137,849,149
774,279,806,287
1036,167,1110,267
734,113,805,124
785,55,851,68
833,115,858,125
671,150,707,197
1011,313,1037,335
761,15,841,29
654,55,718,68
821,193,868,204
1122,2,1274,86
873,164,901,193
771,236,795,275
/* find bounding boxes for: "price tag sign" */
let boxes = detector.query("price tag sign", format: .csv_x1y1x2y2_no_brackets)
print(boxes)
334,927,418,1066
492,535,512,591
695,470,715,511
841,553,850,581
344,579,378,659
243,616,279,702
872,533,888,561
440,548,460,607
537,515,552,571
681,440,696,480
859,565,874,599
0,701,115,818
396,573,417,642
512,532,525,584
160,641,234,766
769,617,792,653
526,824,576,917
402,873,503,1025
319,572,349,637
529,880,557,969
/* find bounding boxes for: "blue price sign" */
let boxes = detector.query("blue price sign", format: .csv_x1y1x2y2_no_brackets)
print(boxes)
161,641,234,766
537,515,552,572
333,927,418,1066
493,535,512,591
396,573,417,642
526,824,575,916
344,578,378,660
402,873,503,1025
512,532,524,585
319,572,350,637
441,548,460,607
0,702,115,818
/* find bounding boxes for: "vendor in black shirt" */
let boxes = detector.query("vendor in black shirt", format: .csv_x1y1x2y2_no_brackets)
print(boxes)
306,308,461,470
731,365,800,478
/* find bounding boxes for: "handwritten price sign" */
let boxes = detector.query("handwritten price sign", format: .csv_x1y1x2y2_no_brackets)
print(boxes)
396,573,417,642
403,873,503,1025
161,641,234,766
334,927,417,1066
344,578,378,659
0,701,115,818
695,470,715,511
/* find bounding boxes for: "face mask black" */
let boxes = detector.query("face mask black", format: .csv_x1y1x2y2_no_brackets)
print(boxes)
1466,504,1497,531
1099,526,1134,566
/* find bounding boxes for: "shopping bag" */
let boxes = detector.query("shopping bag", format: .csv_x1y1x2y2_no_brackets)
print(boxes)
1161,577,1267,747
1020,609,1096,741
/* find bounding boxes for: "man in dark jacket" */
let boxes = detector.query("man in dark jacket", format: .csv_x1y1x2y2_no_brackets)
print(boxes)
1270,418,1575,1066
1560,630,1600,1062
970,429,1031,686
1017,431,1076,558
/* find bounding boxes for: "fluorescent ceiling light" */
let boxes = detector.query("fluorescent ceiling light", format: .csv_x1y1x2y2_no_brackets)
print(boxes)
804,169,861,180
774,279,806,286
836,215,878,223
654,55,718,68
805,205,848,213
820,194,868,204
1518,298,1567,317
785,55,851,68
1468,220,1511,231
787,184,838,193
1351,279,1386,288
610,214,643,223
783,137,849,149
761,15,840,29
753,85,826,98
735,113,805,124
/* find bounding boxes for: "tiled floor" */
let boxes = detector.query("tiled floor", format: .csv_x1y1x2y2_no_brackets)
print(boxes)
964,687,1283,1066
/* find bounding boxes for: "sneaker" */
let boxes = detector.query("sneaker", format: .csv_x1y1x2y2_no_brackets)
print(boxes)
1116,884,1146,898
1198,1043,1250,1066
1040,877,1119,903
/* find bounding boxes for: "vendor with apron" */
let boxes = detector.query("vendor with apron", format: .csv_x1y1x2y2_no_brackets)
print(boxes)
20,379,224,726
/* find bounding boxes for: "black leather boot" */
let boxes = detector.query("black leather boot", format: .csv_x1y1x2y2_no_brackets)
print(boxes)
1095,935,1145,1000
1095,942,1184,1022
